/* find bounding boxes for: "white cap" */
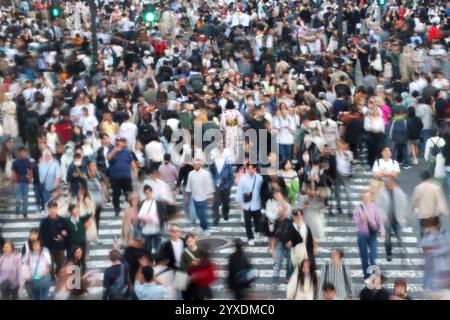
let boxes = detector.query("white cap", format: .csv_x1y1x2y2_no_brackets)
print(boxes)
297,84,305,91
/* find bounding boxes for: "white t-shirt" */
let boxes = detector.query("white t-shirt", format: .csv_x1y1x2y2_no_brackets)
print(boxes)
170,239,184,268
273,116,296,145
372,158,400,177
138,199,160,235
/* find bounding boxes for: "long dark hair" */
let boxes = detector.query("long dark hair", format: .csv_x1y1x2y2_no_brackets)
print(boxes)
298,259,318,288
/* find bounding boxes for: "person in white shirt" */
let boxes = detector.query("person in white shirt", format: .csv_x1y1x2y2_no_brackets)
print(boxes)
138,185,163,257
79,107,99,136
186,159,215,233
118,113,138,151
145,137,165,167
431,72,449,90
335,140,353,216
409,72,427,95
140,167,175,204
372,146,401,180
273,105,296,161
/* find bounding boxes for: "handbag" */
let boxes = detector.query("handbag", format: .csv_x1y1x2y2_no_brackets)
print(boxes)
173,248,196,291
243,176,257,203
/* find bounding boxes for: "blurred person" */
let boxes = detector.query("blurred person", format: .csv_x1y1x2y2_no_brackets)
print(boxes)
353,191,384,283
134,265,169,300
11,146,32,218
227,238,255,300
236,164,263,245
25,240,52,300
391,278,411,300
411,171,449,237
0,240,21,300
322,283,336,301
377,177,410,262
102,250,131,300
317,248,353,300
287,259,318,300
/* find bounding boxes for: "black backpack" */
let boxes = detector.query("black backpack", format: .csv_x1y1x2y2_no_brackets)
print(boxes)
109,264,128,300
392,119,408,144
26,114,40,134
430,138,442,158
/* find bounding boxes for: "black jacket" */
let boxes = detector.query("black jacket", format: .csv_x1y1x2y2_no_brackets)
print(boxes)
39,216,68,251
227,252,252,290
285,222,314,261
158,238,186,270
96,145,111,175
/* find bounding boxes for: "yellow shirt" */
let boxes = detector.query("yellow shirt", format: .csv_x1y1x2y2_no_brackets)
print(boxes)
100,121,119,137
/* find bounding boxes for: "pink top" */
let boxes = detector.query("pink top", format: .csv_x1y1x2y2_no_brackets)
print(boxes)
378,105,392,126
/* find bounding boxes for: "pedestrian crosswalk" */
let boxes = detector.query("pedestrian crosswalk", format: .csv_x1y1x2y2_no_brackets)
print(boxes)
0,159,425,300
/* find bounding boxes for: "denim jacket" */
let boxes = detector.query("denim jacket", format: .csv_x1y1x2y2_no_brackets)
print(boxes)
209,162,234,191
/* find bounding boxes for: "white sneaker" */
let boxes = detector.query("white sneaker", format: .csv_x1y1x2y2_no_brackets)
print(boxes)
203,230,211,236
248,239,255,246
106,202,112,208
255,232,260,240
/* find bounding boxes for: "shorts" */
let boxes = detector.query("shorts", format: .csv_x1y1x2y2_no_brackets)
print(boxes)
409,139,420,145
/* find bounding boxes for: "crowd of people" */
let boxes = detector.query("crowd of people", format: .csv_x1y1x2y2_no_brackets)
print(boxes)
1,0,450,300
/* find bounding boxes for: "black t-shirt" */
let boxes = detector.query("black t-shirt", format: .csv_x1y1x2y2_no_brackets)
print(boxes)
358,43,371,66
334,83,352,98
435,98,448,121
360,287,391,300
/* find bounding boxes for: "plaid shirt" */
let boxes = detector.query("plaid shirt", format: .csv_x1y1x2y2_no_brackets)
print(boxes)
318,261,353,300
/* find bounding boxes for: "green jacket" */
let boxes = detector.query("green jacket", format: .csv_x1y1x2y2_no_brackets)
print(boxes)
66,215,91,245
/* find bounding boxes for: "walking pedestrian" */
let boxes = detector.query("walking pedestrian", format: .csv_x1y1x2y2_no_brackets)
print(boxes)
185,159,215,234
377,177,410,262
353,191,384,283
236,164,264,246
411,171,449,237
107,136,137,216
11,147,32,218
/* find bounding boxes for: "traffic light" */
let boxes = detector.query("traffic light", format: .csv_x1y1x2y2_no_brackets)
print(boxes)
142,8,157,23
50,6,61,17
142,5,158,23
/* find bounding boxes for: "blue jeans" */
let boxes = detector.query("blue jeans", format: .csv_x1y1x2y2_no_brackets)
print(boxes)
193,200,209,231
33,183,45,211
357,232,378,280
393,143,410,165
41,184,52,207
279,144,293,162
15,183,29,217
31,273,51,300
420,129,432,155
446,171,450,196
143,234,161,257
384,222,402,257
272,241,292,284
183,186,196,224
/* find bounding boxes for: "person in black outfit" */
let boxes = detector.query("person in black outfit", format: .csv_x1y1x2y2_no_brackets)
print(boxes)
103,250,131,300
434,90,448,127
359,274,391,300
122,238,148,283
228,238,253,300
39,201,68,280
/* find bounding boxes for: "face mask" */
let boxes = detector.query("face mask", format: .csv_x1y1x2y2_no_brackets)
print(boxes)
303,154,310,163
74,160,82,166
214,82,220,89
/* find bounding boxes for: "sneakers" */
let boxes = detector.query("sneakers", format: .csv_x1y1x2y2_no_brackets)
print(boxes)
248,239,255,246
412,159,419,165
106,202,112,208
403,165,412,169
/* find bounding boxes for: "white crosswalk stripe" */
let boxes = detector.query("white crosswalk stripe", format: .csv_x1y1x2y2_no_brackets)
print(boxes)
0,151,425,300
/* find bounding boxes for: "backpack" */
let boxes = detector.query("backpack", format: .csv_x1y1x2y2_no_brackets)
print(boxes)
392,119,408,144
109,263,128,299
26,115,40,134
189,74,204,94
429,138,442,158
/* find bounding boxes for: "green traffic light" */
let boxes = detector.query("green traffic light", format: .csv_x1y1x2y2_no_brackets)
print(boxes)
144,11,156,23
51,7,61,17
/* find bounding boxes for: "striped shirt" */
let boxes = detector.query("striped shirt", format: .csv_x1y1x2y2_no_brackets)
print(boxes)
318,261,353,300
